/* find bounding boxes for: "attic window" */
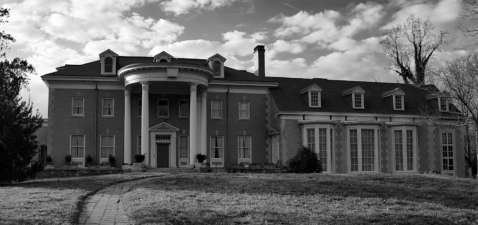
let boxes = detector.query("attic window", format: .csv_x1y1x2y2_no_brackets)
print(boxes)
105,57,113,73
394,95,404,110
159,59,168,63
353,93,364,109
439,97,449,112
309,91,321,107
213,61,221,76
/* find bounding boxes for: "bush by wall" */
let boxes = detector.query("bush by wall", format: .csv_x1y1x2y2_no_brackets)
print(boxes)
287,147,322,173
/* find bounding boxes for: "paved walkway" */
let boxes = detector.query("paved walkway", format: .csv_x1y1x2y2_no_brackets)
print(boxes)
78,178,154,225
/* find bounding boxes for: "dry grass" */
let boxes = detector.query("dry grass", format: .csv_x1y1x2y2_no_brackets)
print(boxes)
123,173,478,225
0,173,160,225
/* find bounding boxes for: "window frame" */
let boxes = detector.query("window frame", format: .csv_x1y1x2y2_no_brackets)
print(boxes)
157,99,169,118
72,98,85,116
441,130,455,176
210,136,224,159
102,98,114,117
104,57,113,73
100,135,115,161
352,93,364,109
70,134,85,159
178,99,189,118
308,91,321,108
238,136,252,163
178,135,189,159
391,126,417,173
439,97,449,112
213,61,221,77
211,100,223,119
238,101,250,120
393,95,405,111
346,125,379,173
302,124,334,173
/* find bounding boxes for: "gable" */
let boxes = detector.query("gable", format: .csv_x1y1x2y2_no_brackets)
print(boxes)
341,86,365,96
299,83,322,94
149,122,180,132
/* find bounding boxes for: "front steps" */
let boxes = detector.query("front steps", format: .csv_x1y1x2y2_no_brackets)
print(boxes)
145,168,196,173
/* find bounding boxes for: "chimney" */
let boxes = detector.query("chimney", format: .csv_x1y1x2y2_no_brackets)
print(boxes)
253,45,265,78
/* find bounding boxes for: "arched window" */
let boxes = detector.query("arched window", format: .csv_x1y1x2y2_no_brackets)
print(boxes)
105,57,113,73
213,61,221,76
159,59,168,63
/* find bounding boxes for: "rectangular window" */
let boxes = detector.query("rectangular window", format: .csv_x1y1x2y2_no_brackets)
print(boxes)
72,98,84,116
179,100,189,118
442,132,454,171
394,130,403,171
179,136,189,159
394,95,403,110
211,101,223,118
440,98,449,112
157,99,169,117
306,128,315,150
318,128,327,171
238,101,250,119
353,94,363,109
102,98,114,116
100,135,115,159
393,128,416,172
406,130,414,171
309,91,320,107
238,136,251,159
70,135,85,158
211,136,224,158
137,136,141,154
348,127,378,173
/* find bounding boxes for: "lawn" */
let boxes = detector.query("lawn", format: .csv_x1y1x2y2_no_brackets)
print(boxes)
123,173,478,225
0,173,160,225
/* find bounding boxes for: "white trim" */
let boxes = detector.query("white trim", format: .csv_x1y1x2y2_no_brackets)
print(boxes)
179,99,189,118
438,97,450,112
210,136,225,167
276,111,425,118
229,88,269,94
302,124,334,173
209,81,278,87
391,126,417,173
346,125,380,173
72,97,85,116
393,95,405,111
178,135,189,167
99,135,115,162
70,134,85,166
440,130,455,176
47,83,124,90
102,98,114,117
157,99,169,118
238,136,252,164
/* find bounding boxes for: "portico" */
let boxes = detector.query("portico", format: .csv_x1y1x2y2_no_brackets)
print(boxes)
118,62,214,167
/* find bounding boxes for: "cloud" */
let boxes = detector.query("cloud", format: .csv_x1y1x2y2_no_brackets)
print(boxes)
271,2,384,46
270,40,304,54
159,0,238,15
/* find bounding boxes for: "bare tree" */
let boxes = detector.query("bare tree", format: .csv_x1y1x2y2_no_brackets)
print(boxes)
459,0,478,37
380,14,447,86
438,52,478,178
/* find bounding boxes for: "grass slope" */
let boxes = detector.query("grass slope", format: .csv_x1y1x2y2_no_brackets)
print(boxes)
0,173,158,225
123,173,478,225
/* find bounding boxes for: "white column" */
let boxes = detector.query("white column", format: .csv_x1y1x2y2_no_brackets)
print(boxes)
200,91,207,158
141,82,150,166
124,87,131,164
189,83,198,165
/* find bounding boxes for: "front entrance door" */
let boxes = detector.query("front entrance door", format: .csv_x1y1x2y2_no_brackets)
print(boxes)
157,143,169,168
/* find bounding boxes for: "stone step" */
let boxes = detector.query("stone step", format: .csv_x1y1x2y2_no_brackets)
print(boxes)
145,168,196,173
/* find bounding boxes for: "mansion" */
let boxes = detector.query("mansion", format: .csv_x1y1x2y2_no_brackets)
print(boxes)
40,45,465,177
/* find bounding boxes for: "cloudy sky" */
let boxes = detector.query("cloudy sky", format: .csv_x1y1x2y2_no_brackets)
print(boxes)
1,0,473,117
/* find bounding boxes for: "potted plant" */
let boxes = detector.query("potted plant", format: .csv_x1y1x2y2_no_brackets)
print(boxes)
121,163,132,172
86,155,93,167
64,154,77,168
45,155,54,169
108,155,115,168
195,153,207,172
133,154,146,172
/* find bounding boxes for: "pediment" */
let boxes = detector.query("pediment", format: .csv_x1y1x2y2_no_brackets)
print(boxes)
341,86,365,96
153,51,174,62
99,49,119,57
208,53,227,62
149,122,180,132
299,83,322,94
381,88,405,98
268,127,280,136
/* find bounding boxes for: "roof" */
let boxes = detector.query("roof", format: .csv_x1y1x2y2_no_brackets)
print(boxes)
42,56,274,82
269,77,461,117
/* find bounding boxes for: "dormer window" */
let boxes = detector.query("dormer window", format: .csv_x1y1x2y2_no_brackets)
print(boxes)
439,97,449,112
394,95,404,110
353,93,364,109
99,49,118,75
382,88,405,111
105,57,113,73
208,54,226,78
342,86,365,109
153,51,173,63
300,84,322,108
